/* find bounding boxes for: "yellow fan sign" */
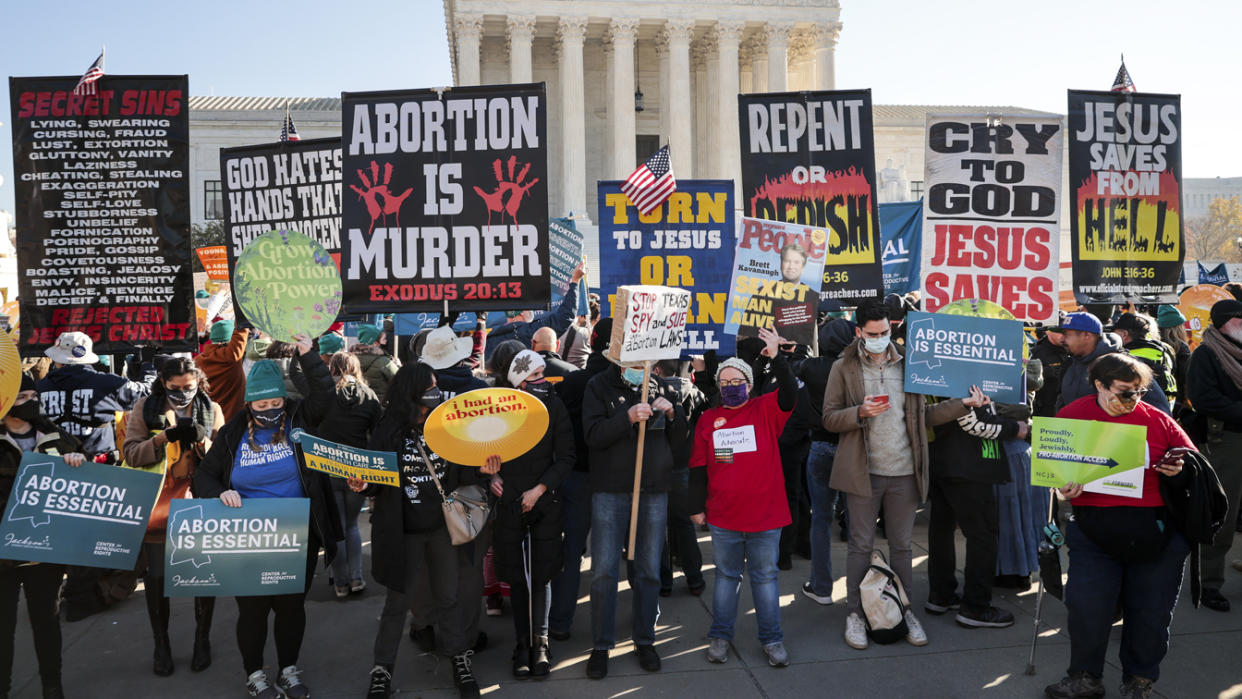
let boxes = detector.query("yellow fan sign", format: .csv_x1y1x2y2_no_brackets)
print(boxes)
0,327,20,419
423,388,549,466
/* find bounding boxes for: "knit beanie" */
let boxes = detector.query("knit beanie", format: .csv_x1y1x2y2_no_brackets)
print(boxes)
1156,304,1186,330
318,333,344,355
244,359,288,402
357,324,382,345
716,357,755,386
19,373,35,393
209,319,235,344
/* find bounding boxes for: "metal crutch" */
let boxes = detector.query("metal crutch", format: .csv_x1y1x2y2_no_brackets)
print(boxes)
1026,488,1061,675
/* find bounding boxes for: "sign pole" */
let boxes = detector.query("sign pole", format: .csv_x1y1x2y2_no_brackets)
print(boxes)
626,364,651,561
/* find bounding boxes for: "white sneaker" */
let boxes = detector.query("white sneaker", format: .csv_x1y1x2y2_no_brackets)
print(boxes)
844,613,868,650
904,610,928,646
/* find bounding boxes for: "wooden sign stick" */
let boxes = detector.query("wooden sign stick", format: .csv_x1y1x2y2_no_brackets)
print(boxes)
626,363,651,561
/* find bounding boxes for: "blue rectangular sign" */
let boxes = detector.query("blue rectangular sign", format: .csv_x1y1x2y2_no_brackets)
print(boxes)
164,498,310,597
598,180,735,357
0,454,161,568
903,311,1026,403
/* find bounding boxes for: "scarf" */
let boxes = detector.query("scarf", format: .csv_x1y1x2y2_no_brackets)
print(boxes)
1201,325,1242,392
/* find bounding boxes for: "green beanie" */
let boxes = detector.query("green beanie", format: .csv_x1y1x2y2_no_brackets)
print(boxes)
318,333,344,355
244,359,288,402
1156,304,1186,330
209,319,235,344
357,324,382,345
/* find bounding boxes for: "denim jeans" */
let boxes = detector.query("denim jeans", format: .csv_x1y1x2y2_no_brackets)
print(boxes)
1065,520,1189,681
708,525,783,645
589,491,667,650
661,467,705,591
549,470,592,635
805,441,837,597
331,484,364,585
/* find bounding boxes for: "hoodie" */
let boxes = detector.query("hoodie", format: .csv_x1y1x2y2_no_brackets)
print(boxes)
434,364,488,401
316,378,383,449
1057,332,1170,414
37,364,149,459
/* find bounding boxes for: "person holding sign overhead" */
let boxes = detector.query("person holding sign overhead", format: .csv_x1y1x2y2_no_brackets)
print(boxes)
1044,353,1195,699
0,374,85,699
194,337,341,699
688,327,797,669
122,358,225,677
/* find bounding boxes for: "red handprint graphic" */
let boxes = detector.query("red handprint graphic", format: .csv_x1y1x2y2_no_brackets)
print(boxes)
350,161,413,234
473,155,540,224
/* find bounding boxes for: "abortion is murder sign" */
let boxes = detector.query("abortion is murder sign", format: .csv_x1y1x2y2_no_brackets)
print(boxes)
10,75,194,355
340,83,549,313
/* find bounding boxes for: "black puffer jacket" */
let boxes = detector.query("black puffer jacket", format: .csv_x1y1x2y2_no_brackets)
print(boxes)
194,352,343,563
583,366,688,494
315,379,382,449
496,392,575,507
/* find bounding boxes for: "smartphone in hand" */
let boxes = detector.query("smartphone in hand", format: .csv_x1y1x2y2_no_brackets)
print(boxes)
1155,446,1192,469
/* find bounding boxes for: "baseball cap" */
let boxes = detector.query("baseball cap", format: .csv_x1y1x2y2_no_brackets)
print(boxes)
1057,312,1103,335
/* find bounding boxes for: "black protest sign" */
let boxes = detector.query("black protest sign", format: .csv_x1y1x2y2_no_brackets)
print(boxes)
738,89,883,303
340,83,549,313
10,75,194,355
1068,90,1183,303
220,138,343,323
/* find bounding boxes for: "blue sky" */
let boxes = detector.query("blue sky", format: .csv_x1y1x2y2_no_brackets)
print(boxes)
3,0,1239,214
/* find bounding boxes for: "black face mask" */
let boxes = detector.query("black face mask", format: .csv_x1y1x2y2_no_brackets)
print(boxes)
420,387,444,409
8,400,40,423
252,407,284,427
166,387,197,408
524,379,551,401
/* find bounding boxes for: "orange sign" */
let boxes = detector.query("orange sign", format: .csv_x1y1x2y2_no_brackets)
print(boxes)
0,327,22,418
1178,284,1232,351
196,246,230,281
423,388,549,466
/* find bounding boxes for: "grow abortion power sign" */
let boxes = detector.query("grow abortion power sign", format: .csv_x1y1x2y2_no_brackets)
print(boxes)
164,498,310,597
0,454,161,568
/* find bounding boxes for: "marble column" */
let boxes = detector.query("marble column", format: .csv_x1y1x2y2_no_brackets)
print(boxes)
656,32,670,145
765,22,793,93
602,37,615,179
702,36,720,178
814,22,842,90
454,14,483,86
750,37,768,93
610,18,640,177
693,44,708,178
558,17,589,218
507,15,536,83
715,21,745,199
665,19,695,177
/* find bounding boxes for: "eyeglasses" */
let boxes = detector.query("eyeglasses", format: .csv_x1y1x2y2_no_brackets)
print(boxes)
1111,387,1148,401
719,379,749,388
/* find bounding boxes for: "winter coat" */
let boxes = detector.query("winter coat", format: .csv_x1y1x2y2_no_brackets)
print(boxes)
195,329,250,421
434,364,488,402
583,366,689,494
314,379,382,449
1186,341,1242,432
930,405,1020,484
537,350,579,379
1031,336,1070,418
1057,332,1170,414
481,283,580,361
556,351,611,474
355,350,399,403
37,364,149,459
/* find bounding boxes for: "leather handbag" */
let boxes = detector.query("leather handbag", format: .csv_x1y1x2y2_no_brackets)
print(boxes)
415,441,492,545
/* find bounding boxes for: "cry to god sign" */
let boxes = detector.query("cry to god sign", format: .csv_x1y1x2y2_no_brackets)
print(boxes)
607,285,692,364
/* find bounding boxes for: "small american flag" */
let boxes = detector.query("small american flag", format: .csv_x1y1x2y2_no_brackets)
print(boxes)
622,145,676,216
280,102,301,142
73,49,105,96
1111,56,1135,93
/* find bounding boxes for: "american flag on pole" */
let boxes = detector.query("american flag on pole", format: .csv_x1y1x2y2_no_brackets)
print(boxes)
621,145,676,216
1111,56,1135,93
73,48,105,96
279,102,301,142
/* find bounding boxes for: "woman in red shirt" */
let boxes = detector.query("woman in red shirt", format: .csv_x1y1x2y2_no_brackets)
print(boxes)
689,327,796,669
1045,353,1193,699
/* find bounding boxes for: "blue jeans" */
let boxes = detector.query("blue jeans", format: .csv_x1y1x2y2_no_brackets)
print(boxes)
331,485,364,585
589,491,667,650
1065,520,1189,681
805,441,837,596
549,470,592,634
708,525,783,645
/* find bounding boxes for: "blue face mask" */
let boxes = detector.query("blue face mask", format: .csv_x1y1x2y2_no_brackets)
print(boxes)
623,367,645,386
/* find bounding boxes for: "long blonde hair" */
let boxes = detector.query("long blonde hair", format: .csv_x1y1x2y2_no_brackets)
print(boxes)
329,352,369,391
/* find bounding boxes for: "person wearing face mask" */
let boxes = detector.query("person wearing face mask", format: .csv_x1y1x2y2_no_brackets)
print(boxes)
1045,353,1195,699
1055,312,1170,415
122,358,225,677
1185,299,1242,613
194,337,342,699
580,353,688,680
822,298,987,651
352,362,497,699
686,327,797,668
0,374,85,699
489,350,575,679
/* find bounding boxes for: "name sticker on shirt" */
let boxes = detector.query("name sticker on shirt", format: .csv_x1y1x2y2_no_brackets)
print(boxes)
712,425,757,454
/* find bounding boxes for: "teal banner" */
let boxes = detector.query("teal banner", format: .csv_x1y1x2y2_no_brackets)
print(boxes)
164,498,310,597
0,453,161,568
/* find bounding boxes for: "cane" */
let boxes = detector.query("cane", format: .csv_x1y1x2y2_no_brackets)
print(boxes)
522,530,534,650
1025,488,1058,675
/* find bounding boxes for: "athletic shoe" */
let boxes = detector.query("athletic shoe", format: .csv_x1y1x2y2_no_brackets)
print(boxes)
763,642,789,668
924,593,961,615
1044,671,1105,698
955,605,1016,629
586,649,608,679
904,611,928,646
801,582,833,605
636,644,660,672
1119,676,1154,699
486,593,504,616
350,579,367,594
277,665,310,699
452,651,480,698
245,670,281,699
334,585,350,599
844,613,868,650
366,665,392,699
409,624,436,653
706,638,729,664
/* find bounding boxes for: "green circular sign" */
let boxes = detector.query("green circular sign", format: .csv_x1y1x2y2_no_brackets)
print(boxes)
234,230,342,342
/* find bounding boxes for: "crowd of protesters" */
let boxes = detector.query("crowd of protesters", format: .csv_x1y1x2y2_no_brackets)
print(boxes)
1,267,1238,699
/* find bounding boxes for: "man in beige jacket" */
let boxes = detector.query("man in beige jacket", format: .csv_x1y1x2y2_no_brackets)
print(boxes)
822,299,986,651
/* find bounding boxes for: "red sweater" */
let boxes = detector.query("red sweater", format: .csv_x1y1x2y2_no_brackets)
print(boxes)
689,391,792,532
1056,395,1194,508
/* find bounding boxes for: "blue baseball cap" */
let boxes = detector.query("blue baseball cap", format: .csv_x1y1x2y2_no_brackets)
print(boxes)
1057,311,1103,335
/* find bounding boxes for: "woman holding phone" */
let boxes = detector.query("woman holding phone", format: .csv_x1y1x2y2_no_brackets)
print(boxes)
1044,353,1195,699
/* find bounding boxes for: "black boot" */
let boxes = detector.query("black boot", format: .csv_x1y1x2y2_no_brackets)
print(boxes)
191,596,214,672
152,632,174,676
531,636,551,677
512,639,531,679
144,580,173,676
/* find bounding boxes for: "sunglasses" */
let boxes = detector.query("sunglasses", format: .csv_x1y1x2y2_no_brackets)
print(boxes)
1111,387,1148,401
